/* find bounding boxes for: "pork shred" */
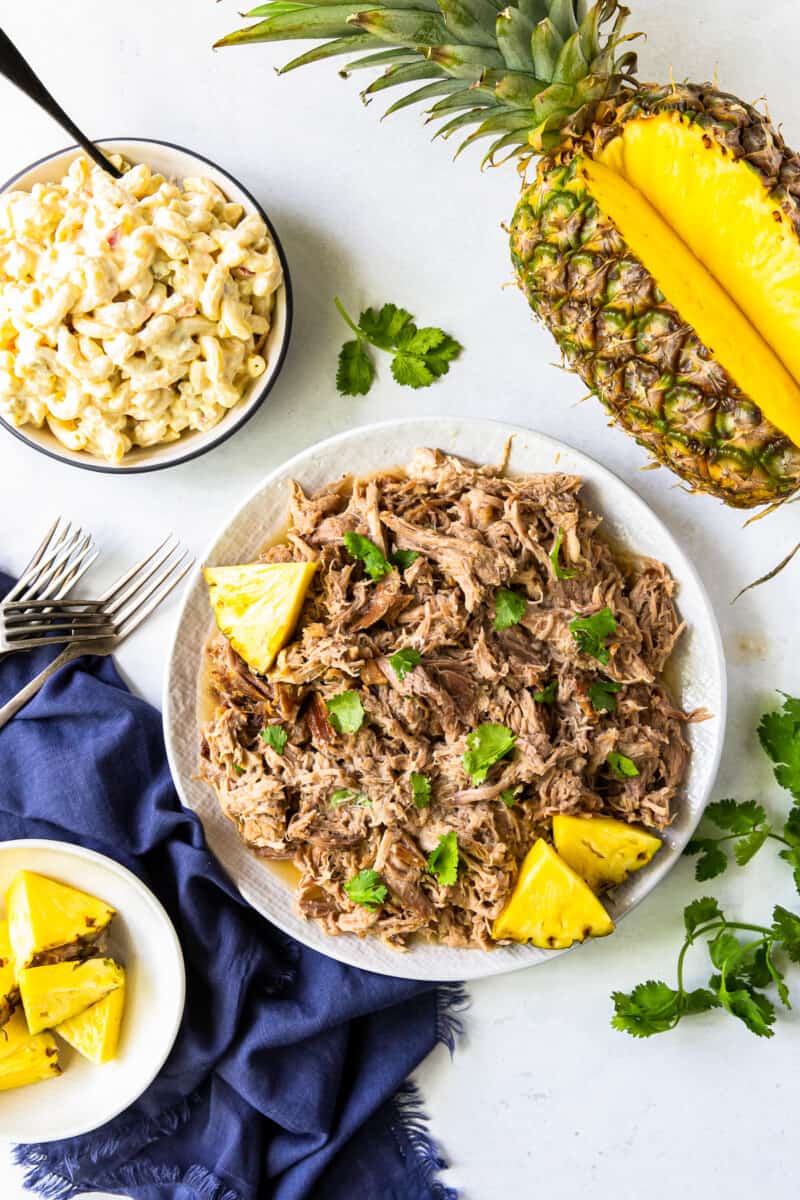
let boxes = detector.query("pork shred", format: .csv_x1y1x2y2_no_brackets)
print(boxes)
199,448,690,950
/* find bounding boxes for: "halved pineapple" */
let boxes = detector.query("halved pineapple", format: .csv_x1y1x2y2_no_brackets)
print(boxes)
0,920,18,1028
0,1011,60,1091
553,814,662,893
7,870,115,971
205,561,318,675
19,958,124,1035
491,839,614,949
56,981,125,1064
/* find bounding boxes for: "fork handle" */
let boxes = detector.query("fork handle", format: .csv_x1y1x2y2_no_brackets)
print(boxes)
0,643,85,731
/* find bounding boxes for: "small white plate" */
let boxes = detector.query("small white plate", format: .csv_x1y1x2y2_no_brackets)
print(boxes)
0,839,185,1143
164,417,727,981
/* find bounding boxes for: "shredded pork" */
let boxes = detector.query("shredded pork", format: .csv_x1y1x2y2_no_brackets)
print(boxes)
200,448,690,949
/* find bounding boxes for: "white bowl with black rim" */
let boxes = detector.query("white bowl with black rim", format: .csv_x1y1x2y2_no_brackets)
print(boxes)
0,138,292,473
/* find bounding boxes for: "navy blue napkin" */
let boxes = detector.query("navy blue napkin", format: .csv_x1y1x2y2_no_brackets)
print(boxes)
0,572,465,1200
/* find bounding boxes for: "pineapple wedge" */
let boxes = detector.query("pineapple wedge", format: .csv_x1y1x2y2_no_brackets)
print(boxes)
7,870,115,971
56,980,125,1064
205,562,317,675
553,814,662,893
492,839,614,949
0,1011,60,1091
19,958,124,1035
0,920,18,1028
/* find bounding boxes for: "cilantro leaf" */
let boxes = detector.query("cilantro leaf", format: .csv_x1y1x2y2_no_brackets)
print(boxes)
389,647,422,681
772,905,800,962
611,981,680,1037
500,787,521,807
396,324,446,355
462,723,516,785
708,930,745,974
330,787,369,807
685,837,729,881
261,724,288,755
684,896,724,936
570,607,617,665
343,531,391,581
325,691,365,734
704,798,766,835
391,549,419,571
549,527,580,580
779,845,800,896
588,678,621,713
233,763,245,776
758,694,800,800
336,339,374,397
358,302,413,349
607,752,639,780
426,831,459,886
344,869,387,910
534,680,557,705
719,986,775,1038
494,587,527,632
411,772,431,809
391,353,435,389
683,988,720,1015
734,829,770,866
783,806,800,848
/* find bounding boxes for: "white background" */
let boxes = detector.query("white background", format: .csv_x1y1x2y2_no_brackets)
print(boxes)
1,1,799,1196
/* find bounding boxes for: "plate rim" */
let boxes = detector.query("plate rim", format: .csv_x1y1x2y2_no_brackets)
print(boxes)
163,416,727,980
0,837,186,1143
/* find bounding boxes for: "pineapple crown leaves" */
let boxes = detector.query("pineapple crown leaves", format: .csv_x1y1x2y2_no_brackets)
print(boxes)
216,0,639,167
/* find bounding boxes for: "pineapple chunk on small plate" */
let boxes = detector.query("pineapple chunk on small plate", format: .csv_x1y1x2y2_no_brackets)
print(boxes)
0,840,184,1143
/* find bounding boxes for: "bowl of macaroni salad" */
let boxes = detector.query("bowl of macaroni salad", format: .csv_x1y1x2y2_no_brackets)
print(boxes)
0,138,291,471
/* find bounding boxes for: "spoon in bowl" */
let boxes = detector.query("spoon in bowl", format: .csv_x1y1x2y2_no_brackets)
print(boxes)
0,26,122,179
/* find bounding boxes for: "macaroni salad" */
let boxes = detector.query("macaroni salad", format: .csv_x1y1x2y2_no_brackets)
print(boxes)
0,155,283,462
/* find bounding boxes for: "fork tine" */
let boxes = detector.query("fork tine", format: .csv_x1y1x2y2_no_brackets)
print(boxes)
113,548,188,626
52,547,99,600
37,534,96,601
116,554,194,640
3,518,69,603
16,527,87,600
98,536,174,606
4,617,115,638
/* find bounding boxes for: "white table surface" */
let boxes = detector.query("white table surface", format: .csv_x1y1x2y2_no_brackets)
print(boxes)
2,1,799,1196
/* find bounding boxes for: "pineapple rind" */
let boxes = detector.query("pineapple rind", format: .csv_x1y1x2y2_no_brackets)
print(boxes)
0,919,18,1029
19,957,124,1036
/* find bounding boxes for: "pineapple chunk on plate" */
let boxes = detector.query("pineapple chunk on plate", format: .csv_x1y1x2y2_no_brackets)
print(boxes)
19,957,124,1035
205,561,317,675
553,815,662,893
0,920,17,1029
492,839,614,950
57,982,125,1064
0,1011,60,1092
7,870,115,971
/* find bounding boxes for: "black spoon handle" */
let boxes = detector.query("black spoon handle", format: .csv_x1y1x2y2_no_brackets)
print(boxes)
0,27,122,179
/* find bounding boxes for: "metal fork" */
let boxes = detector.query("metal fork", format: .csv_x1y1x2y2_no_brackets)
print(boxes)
0,537,193,729
0,518,99,661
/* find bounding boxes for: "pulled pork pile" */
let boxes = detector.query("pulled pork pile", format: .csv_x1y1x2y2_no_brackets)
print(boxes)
200,448,690,949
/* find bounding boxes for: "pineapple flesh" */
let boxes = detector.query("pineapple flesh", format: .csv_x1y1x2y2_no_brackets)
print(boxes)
205,561,318,675
217,1,800,508
7,870,115,971
19,957,124,1036
56,982,125,1065
0,1011,60,1092
491,838,614,949
552,814,662,893
0,920,18,1028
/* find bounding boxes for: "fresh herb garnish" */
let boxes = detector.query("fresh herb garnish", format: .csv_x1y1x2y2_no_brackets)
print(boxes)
326,691,365,734
500,787,521,807
335,298,462,396
233,763,245,776
549,527,580,580
588,678,622,713
330,787,369,807
611,896,800,1039
534,680,557,705
411,772,431,808
607,752,639,779
344,869,387,910
493,587,527,632
391,549,419,571
426,831,459,886
463,723,516,785
343,531,391,581
570,607,617,665
759,693,800,800
389,647,422,681
260,725,288,755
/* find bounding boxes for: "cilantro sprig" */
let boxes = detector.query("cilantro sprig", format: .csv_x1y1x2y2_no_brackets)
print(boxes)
612,897,800,1039
325,691,365,734
335,298,461,396
607,751,639,780
343,531,391,580
493,587,527,632
261,725,288,755
588,678,621,713
410,772,431,808
570,607,616,665
330,787,369,807
549,527,580,581
463,723,516,785
427,831,459,886
344,869,387,910
389,647,422,681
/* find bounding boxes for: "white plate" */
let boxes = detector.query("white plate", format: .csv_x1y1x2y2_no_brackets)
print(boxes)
0,840,185,1143
164,417,727,981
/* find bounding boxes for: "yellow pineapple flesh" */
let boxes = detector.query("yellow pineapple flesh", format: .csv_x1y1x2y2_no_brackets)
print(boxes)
0,1011,60,1091
7,870,115,971
56,980,125,1064
205,561,317,675
19,958,124,1035
0,920,17,1028
553,814,662,893
491,839,614,949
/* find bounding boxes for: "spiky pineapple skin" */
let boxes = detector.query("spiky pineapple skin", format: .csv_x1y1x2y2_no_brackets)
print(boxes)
511,83,800,507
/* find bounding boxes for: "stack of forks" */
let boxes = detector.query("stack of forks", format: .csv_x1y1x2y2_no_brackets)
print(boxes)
0,518,193,729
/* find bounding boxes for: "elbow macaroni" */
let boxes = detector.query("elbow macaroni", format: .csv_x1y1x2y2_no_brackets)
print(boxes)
0,155,283,462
